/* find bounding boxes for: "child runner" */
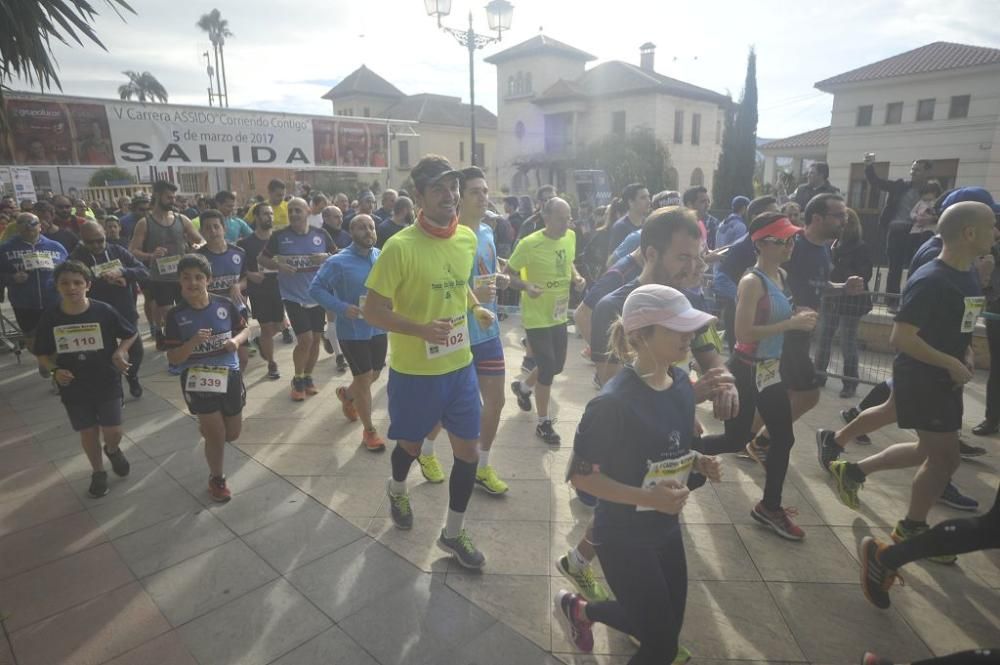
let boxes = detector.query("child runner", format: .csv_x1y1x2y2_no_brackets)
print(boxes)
558,284,722,665
158,253,249,503
35,260,138,497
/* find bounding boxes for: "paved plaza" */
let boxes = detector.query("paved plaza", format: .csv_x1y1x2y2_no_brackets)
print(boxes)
0,319,998,665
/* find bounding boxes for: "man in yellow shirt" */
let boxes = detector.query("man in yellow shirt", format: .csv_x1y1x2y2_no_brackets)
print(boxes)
363,155,494,569
266,179,289,229
506,197,585,445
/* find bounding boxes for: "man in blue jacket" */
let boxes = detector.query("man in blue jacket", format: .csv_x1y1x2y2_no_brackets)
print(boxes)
0,212,68,376
309,214,388,451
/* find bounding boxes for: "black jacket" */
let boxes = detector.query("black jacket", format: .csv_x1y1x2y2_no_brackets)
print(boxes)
792,181,840,210
865,163,912,232
830,237,873,317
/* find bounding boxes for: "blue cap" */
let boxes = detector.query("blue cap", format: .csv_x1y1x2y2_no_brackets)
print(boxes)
731,195,750,211
940,187,1000,213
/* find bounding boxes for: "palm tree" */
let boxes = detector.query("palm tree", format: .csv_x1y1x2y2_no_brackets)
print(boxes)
197,9,233,107
0,0,134,130
118,70,168,103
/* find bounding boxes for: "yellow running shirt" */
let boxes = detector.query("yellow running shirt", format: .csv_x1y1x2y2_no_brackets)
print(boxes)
271,200,289,229
365,223,477,375
507,229,576,330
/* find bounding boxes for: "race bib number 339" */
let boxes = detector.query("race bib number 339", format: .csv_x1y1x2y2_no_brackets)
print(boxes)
185,366,229,393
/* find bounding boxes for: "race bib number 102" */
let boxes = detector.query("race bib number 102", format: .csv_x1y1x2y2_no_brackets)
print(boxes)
425,315,470,360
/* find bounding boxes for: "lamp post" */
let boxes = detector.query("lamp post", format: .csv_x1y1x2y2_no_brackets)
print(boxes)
424,0,513,167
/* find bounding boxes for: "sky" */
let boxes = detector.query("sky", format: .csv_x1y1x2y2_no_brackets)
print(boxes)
12,0,1000,139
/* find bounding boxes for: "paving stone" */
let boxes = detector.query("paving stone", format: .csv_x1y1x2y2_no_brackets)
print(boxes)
111,508,234,578
102,631,198,665
88,482,201,540
242,500,364,573
269,626,379,665
0,509,107,580
207,478,311,535
446,573,551,650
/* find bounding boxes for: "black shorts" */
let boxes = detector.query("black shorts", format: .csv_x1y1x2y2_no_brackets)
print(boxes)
64,396,123,431
284,300,326,335
893,364,964,433
147,281,181,307
250,289,285,324
339,335,388,376
180,367,246,417
525,323,569,385
780,330,820,391
12,307,43,336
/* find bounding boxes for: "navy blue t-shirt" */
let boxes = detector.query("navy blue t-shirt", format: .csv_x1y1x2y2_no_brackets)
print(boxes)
160,294,247,373
198,243,247,296
582,254,642,309
719,233,757,284
909,235,943,274
783,233,832,310
895,258,983,381
608,216,640,256
573,365,698,546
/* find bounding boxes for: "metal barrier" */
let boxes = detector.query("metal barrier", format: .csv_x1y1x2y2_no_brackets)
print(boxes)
813,290,895,388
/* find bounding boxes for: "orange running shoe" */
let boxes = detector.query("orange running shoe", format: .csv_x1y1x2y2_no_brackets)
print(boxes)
363,428,386,452
336,386,359,421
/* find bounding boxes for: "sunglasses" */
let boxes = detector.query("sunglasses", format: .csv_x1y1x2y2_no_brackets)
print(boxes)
758,237,794,246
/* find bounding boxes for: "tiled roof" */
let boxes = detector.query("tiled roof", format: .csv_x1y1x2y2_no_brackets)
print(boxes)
321,65,404,100
758,126,830,151
533,61,730,106
484,34,596,64
381,94,497,130
815,42,1000,90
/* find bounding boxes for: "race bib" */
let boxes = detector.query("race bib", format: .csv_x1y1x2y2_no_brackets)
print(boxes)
552,297,569,321
185,366,229,393
283,255,316,271
191,331,232,356
54,323,103,353
22,252,54,271
754,358,781,392
156,255,181,275
425,315,470,359
637,452,695,512
474,274,497,303
962,296,986,333
208,274,239,292
92,259,124,278
358,294,366,319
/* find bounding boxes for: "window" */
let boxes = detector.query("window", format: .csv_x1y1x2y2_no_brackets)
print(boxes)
515,72,524,95
856,105,873,126
691,113,701,145
525,73,532,93
398,140,410,168
885,102,903,125
612,111,626,137
674,110,684,144
916,98,935,121
544,112,573,153
514,120,526,140
715,117,721,145
690,168,704,186
507,76,515,97
949,95,970,119
474,143,485,165
459,141,465,162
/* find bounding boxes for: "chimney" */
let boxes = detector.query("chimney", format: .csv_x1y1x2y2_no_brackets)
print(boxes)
640,42,656,71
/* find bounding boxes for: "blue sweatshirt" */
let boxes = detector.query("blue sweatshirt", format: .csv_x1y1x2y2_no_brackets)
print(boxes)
309,243,385,340
0,235,68,310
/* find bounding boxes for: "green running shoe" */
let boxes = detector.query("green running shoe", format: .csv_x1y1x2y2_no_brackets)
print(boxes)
891,520,957,565
556,555,609,602
828,460,862,510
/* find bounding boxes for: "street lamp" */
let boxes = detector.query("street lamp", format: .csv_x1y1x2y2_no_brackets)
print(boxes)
424,0,514,167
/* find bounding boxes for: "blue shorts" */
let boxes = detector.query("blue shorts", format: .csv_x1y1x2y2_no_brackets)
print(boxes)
387,363,481,442
471,336,505,376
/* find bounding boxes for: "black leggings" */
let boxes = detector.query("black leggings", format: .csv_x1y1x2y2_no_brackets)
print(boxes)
911,649,1000,665
881,483,1000,569
858,380,892,411
586,530,687,665
127,334,144,381
724,357,795,510
525,323,568,386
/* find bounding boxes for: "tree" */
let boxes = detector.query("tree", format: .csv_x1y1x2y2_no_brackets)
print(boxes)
713,47,758,208
118,70,168,102
197,9,232,107
578,127,672,195
0,0,134,130
88,167,134,187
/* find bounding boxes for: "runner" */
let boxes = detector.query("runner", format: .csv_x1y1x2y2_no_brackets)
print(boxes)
70,220,149,397
309,213,388,451
416,167,511,494
129,180,204,340
319,204,351,372
728,212,817,540
196,210,249,371
211,191,253,242
557,284,721,664
266,179,289,229
238,204,283,380
576,245,643,361
376,195,413,249
824,202,996,561
258,197,337,400
0,212,69,379
34,261,138,497
158,253,249,503
507,197,587,445
362,154,495,569
607,183,651,255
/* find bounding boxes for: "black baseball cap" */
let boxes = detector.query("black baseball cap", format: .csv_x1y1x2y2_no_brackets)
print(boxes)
411,155,461,191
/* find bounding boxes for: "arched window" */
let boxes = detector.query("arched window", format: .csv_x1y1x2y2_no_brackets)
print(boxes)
525,72,533,93
507,76,515,97
690,167,704,186
515,72,524,95
514,121,526,140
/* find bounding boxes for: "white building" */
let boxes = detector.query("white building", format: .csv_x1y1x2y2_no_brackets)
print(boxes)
484,36,731,197
761,41,1000,212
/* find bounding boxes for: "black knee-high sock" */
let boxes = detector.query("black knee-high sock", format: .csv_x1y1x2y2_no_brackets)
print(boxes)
449,457,477,513
858,381,891,411
391,444,416,482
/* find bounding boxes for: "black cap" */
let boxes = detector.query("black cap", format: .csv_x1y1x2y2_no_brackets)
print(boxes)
411,155,461,192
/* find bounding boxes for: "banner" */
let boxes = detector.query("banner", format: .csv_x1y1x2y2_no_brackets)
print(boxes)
0,94,393,170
